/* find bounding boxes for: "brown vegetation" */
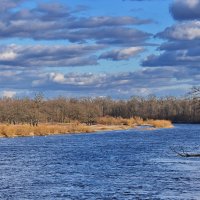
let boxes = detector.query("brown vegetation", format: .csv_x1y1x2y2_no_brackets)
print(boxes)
0,122,92,138
1,92,191,138
0,117,173,138
144,119,173,128
97,116,173,128
0,91,199,127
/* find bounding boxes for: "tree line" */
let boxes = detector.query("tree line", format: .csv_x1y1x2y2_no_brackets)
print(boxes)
0,88,199,125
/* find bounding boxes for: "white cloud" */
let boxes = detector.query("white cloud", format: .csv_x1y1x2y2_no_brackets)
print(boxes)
2,90,16,98
50,73,65,83
159,21,200,40
117,47,143,57
49,72,108,86
100,46,144,60
0,51,17,61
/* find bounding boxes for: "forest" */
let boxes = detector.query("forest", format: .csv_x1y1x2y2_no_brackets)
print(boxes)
0,87,199,126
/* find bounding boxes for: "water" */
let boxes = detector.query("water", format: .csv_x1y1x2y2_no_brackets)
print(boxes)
0,125,200,200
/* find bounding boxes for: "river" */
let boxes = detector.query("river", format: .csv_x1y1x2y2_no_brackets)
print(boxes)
0,124,200,199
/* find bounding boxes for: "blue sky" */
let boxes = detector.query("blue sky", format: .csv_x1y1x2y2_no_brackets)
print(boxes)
0,0,200,98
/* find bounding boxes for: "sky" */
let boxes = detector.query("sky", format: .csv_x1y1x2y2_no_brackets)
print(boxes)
0,0,200,98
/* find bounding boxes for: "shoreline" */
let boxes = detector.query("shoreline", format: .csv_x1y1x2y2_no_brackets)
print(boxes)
0,122,173,138
90,124,158,132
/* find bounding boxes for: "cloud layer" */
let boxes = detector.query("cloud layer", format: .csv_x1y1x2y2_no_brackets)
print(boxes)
0,0,199,98
0,66,196,98
0,1,151,46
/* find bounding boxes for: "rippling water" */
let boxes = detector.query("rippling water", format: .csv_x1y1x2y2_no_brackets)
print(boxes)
0,124,200,200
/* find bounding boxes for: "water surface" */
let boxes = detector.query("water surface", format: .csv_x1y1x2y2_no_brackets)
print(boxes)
0,124,200,199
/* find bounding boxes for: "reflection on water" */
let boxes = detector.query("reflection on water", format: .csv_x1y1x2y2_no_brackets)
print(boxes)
0,124,200,199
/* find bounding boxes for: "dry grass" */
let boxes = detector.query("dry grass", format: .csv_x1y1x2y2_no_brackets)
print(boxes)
97,116,143,126
0,117,173,138
128,117,144,126
97,116,127,125
0,122,92,138
144,119,173,128
97,116,173,129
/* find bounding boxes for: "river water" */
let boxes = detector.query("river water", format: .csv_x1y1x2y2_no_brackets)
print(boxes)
0,124,200,200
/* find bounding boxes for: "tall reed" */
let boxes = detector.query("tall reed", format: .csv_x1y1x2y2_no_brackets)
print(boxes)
0,123,92,138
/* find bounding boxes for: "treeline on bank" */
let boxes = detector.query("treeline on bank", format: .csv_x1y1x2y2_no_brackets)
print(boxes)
0,93,199,125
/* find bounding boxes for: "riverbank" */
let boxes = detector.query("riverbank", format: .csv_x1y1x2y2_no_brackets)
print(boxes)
0,118,173,138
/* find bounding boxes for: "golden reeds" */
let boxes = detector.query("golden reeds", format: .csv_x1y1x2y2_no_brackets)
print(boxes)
144,119,173,128
0,123,92,138
0,117,173,138
97,116,173,128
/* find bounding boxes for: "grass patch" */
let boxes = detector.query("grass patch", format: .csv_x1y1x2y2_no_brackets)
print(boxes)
144,119,173,128
97,116,173,128
0,117,173,138
0,122,92,138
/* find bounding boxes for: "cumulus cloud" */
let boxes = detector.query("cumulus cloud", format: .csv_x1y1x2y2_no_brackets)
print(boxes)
144,18,200,68
170,0,200,20
0,44,103,68
158,21,200,40
144,28,200,67
99,47,144,60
